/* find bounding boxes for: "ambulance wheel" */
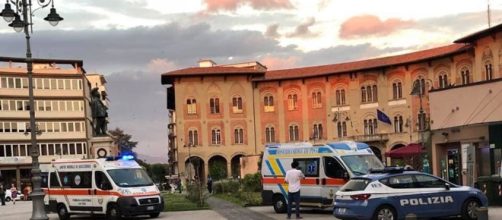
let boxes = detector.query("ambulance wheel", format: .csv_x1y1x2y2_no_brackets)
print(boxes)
57,204,70,220
372,205,396,220
461,198,480,220
107,204,122,220
273,195,287,213
150,212,160,218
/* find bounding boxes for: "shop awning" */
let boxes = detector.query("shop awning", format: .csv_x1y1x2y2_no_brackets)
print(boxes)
385,143,423,158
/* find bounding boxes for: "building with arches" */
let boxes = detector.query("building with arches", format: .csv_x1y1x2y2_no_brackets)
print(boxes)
162,24,502,184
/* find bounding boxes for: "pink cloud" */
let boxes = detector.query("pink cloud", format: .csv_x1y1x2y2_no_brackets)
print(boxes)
147,58,177,73
339,15,415,39
204,0,293,12
260,55,300,70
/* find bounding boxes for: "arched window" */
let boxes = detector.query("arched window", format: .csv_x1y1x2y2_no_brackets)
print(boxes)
186,98,197,114
392,81,402,99
313,123,323,140
414,77,426,95
438,72,448,89
210,97,220,114
361,87,366,103
265,126,276,143
232,96,243,113
366,86,372,102
234,128,244,144
336,89,346,106
461,67,471,85
211,128,221,145
372,85,378,102
287,93,298,110
289,124,299,142
364,118,378,135
485,62,493,81
312,91,322,108
264,95,274,112
188,129,198,146
394,115,403,133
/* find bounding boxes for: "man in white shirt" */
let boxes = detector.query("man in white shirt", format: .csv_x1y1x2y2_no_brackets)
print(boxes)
285,161,305,219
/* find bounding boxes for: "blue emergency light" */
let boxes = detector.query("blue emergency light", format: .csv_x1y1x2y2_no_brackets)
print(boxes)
121,155,135,160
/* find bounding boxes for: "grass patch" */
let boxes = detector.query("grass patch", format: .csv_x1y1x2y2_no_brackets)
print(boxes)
214,192,262,207
163,192,209,211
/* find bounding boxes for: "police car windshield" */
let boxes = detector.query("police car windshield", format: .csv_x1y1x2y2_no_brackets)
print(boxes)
341,155,384,176
107,168,154,187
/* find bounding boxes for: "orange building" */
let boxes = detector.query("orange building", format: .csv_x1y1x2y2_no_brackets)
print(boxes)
162,24,502,185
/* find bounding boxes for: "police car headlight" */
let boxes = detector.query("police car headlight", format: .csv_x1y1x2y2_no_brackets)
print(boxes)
119,189,132,195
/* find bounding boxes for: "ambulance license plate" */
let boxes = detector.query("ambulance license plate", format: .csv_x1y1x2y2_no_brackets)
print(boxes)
147,206,154,211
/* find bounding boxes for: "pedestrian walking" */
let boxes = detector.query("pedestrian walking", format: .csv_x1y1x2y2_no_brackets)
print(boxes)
207,176,213,194
23,184,30,201
285,161,305,219
0,184,5,206
10,184,17,205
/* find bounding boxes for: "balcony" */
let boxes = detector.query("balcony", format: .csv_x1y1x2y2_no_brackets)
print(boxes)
351,133,389,142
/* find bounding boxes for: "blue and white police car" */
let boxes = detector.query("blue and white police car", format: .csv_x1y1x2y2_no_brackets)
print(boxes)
333,167,488,220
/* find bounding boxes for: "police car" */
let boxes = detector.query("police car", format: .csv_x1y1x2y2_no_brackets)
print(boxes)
333,167,488,220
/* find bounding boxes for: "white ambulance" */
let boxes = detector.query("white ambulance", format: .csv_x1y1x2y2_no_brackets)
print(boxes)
261,141,384,213
41,156,164,220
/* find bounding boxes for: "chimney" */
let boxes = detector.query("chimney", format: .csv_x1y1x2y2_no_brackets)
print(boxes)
198,59,216,67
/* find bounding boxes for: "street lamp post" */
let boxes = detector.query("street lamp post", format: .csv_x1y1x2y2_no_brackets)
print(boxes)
411,78,433,173
0,1,63,219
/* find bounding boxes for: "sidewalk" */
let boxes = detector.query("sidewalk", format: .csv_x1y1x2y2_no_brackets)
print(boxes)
207,196,275,220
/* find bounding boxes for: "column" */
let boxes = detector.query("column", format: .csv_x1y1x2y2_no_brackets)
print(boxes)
227,161,232,178
16,167,21,190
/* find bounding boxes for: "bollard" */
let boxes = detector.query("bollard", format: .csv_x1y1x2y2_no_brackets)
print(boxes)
476,207,488,220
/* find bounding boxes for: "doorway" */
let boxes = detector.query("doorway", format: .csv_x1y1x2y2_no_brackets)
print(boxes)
447,148,461,185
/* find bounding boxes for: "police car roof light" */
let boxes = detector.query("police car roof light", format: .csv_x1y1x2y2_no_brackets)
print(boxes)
121,155,135,160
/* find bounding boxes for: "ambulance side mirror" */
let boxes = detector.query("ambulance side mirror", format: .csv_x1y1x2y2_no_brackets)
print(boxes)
444,183,450,190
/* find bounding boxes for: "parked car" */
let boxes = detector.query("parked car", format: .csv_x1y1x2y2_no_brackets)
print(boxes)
4,189,24,202
333,167,488,220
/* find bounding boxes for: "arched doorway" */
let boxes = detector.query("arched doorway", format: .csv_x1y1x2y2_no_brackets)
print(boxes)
388,144,406,167
185,156,205,182
208,155,228,180
231,154,244,178
370,146,382,161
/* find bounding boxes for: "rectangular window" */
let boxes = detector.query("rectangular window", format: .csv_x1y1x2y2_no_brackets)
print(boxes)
58,79,64,89
54,144,60,156
45,101,51,111
5,145,12,157
76,143,83,154
24,101,30,111
41,144,48,156
15,78,22,88
52,101,59,111
65,79,71,90
75,122,81,132
0,145,4,157
59,101,65,111
51,79,57,89
62,144,68,155
4,122,11,132
68,123,74,132
54,122,60,132
69,143,76,155
72,80,78,90
47,122,53,133
73,101,79,111
293,158,319,177
11,122,17,132
20,145,26,156
2,101,8,111
13,144,19,156
1,77,6,88
9,100,15,111
0,122,3,132
17,100,23,111
67,101,73,111
43,78,50,89
36,78,43,89
7,78,14,88
61,123,67,132
38,101,45,111
22,78,28,89
48,144,55,155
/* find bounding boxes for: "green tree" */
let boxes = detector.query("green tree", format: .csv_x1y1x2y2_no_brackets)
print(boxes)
209,161,227,181
109,127,138,152
150,163,168,183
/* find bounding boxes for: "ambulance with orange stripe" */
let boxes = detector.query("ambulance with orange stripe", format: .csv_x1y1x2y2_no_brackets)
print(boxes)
261,141,384,213
40,156,164,220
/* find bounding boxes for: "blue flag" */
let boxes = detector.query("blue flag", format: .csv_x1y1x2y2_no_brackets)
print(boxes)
377,109,392,125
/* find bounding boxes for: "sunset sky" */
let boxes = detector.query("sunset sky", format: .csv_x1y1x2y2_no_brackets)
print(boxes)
0,0,501,162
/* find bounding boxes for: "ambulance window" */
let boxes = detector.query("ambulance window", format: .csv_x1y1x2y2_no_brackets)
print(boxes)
414,174,447,188
324,157,346,178
59,172,92,188
41,173,48,188
293,158,319,177
95,171,112,190
50,172,60,187
382,175,415,189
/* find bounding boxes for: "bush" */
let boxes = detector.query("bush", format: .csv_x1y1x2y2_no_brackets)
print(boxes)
209,161,227,181
242,173,261,192
238,191,262,206
213,180,240,194
185,183,207,207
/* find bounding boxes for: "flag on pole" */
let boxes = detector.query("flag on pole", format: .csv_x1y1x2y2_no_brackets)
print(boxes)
377,109,392,125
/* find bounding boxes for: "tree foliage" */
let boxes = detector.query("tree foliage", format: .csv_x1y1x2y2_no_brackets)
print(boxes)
108,127,138,152
209,161,227,181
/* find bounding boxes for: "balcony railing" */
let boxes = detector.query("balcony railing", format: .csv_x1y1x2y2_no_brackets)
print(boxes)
351,133,389,142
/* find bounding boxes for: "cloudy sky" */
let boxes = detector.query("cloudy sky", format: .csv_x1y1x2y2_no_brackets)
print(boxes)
0,0,501,162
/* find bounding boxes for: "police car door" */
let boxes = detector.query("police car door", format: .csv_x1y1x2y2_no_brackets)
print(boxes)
293,158,322,206
412,174,457,217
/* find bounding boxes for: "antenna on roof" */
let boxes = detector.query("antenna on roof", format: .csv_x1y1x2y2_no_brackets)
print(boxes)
487,0,492,28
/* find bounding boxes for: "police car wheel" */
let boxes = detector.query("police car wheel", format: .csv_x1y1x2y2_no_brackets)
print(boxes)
373,205,396,220
107,204,122,220
461,199,480,220
57,204,70,220
273,195,287,213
